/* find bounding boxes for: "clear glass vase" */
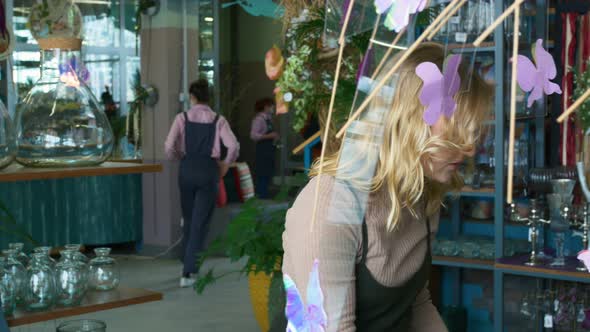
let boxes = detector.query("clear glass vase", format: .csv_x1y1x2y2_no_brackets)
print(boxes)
88,248,119,291
0,257,16,316
15,45,113,167
55,250,87,307
64,244,88,264
8,243,29,268
2,249,26,305
0,99,15,169
33,246,56,268
24,253,56,311
57,319,106,332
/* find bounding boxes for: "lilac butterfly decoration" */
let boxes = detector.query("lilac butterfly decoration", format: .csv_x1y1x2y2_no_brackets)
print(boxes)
59,56,90,85
514,39,562,108
284,259,327,332
415,54,462,126
374,0,427,33
578,250,590,271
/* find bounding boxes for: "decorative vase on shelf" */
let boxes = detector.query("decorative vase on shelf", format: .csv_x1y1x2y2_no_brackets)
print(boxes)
24,253,56,311
0,99,15,169
88,248,119,291
33,246,56,268
0,257,17,316
2,249,26,305
64,244,88,264
55,250,87,306
15,0,113,167
8,242,29,268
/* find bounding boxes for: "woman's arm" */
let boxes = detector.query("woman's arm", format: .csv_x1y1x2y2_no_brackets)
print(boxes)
164,114,183,160
217,117,240,165
282,176,362,332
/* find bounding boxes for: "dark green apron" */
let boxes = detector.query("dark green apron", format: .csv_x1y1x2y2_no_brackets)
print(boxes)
269,219,432,332
355,218,432,331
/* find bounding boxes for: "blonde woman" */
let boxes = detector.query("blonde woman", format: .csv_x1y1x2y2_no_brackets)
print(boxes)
281,43,492,331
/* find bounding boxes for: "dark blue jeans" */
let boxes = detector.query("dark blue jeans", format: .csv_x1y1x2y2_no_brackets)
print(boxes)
256,175,271,199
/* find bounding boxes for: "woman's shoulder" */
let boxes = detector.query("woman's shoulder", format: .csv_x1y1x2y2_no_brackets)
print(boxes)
289,175,366,227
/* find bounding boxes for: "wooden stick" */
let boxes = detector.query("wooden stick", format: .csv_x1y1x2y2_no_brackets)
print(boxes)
427,0,465,40
507,6,520,204
335,0,467,139
292,131,321,155
370,29,406,80
310,0,355,229
557,87,590,123
473,0,524,47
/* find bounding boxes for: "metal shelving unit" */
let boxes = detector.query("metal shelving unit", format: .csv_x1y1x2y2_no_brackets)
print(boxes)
433,1,590,331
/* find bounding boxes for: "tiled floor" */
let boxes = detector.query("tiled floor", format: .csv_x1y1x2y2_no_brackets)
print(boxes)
14,256,259,332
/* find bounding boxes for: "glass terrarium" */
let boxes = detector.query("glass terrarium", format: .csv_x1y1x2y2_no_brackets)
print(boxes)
15,1,113,167
0,99,15,169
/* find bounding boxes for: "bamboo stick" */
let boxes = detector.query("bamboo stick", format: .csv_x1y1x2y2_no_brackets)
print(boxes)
310,0,355,229
507,7,521,204
427,0,465,40
335,0,467,139
557,87,590,123
473,0,525,47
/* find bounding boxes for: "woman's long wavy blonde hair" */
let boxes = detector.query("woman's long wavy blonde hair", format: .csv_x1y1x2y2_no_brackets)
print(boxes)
310,42,493,231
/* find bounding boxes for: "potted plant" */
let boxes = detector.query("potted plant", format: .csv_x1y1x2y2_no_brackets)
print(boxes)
195,175,306,331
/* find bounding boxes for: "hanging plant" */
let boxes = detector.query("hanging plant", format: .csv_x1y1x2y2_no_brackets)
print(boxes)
574,60,590,132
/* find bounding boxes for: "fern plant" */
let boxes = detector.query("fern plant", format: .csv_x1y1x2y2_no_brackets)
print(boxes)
574,60,590,132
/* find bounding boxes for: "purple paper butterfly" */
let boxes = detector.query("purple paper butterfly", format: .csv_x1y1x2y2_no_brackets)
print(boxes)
578,250,590,271
59,56,90,84
416,54,462,126
514,39,562,108
284,259,327,332
375,0,427,32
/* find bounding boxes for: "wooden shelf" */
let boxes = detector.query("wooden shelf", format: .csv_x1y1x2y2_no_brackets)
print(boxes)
448,42,495,53
432,255,495,270
453,186,495,197
496,255,590,283
7,287,163,327
0,162,162,182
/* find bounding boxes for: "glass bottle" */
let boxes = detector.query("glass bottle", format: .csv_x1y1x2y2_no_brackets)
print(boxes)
64,244,88,264
57,319,106,332
24,253,56,311
8,243,29,268
33,246,56,268
88,248,119,291
2,249,26,305
0,99,15,169
55,250,87,307
0,257,16,316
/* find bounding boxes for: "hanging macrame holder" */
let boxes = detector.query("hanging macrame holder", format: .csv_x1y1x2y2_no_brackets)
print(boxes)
37,38,82,51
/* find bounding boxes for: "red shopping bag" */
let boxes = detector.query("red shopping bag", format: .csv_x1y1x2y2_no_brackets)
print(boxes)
216,179,228,207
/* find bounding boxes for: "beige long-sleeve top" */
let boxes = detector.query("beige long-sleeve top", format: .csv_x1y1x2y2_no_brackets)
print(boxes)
282,175,448,332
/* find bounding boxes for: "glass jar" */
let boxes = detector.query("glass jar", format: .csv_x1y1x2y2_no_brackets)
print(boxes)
88,248,119,291
0,99,15,169
461,242,480,259
2,249,26,304
14,43,113,167
57,319,106,332
55,250,87,306
33,246,56,268
64,244,88,264
24,253,56,311
0,257,16,316
8,243,29,268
